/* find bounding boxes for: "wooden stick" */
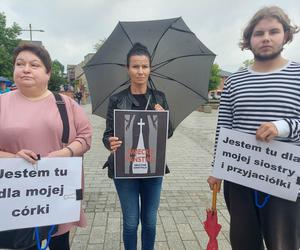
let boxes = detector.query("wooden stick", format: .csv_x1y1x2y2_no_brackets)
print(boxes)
212,184,218,212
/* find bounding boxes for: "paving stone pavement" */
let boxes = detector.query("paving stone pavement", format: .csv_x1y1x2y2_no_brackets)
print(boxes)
70,104,231,250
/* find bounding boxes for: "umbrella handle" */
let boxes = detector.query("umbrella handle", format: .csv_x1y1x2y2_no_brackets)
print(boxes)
212,184,218,212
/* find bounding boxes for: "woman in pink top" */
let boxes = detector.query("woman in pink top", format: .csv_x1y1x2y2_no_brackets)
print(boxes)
0,44,92,250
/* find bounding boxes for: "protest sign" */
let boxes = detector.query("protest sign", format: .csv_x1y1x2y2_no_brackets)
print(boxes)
212,127,300,201
0,157,82,231
114,110,169,178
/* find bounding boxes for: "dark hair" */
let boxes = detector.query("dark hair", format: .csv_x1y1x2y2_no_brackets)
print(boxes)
240,6,299,50
13,43,52,73
126,42,151,67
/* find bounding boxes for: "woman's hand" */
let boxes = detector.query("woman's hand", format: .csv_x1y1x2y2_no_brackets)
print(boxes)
154,104,164,111
207,176,222,192
256,122,278,142
16,149,39,164
109,137,122,152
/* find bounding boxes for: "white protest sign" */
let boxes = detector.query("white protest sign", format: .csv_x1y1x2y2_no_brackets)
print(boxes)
0,157,82,231
212,127,300,201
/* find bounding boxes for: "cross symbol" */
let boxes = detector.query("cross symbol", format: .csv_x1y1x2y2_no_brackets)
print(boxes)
137,118,145,130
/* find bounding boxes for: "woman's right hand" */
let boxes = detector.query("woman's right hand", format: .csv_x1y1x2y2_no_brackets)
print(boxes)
16,149,39,164
108,137,122,152
207,176,222,192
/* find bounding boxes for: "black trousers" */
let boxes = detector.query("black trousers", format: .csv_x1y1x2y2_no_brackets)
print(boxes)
224,181,300,250
25,231,70,250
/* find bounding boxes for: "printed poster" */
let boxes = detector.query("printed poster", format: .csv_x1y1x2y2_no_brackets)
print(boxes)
114,110,169,178
212,127,300,201
0,157,82,231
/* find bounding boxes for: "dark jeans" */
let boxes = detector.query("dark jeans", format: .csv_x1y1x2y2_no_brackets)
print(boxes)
25,231,70,250
224,181,300,250
114,177,163,250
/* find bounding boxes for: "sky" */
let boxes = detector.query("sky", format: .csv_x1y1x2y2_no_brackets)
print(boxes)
2,0,300,72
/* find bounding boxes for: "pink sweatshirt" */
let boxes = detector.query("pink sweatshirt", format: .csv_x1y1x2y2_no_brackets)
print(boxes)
0,90,92,235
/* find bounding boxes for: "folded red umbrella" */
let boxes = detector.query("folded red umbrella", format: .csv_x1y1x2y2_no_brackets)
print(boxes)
203,184,222,250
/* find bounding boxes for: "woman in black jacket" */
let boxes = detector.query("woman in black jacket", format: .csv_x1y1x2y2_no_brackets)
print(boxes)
102,43,173,250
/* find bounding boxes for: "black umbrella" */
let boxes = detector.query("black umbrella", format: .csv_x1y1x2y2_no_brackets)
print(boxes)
84,17,215,129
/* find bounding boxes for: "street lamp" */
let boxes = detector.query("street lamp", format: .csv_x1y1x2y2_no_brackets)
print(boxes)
21,24,44,41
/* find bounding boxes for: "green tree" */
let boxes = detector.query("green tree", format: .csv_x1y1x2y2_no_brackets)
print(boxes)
209,63,221,91
239,59,254,70
0,12,21,79
48,60,67,91
94,38,106,51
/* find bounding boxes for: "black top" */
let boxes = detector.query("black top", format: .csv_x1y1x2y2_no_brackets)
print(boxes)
132,94,148,110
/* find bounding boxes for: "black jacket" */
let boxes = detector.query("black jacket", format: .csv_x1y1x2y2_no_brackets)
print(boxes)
102,87,173,178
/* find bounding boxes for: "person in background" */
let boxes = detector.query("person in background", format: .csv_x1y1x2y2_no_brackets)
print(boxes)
0,43,92,250
74,90,83,104
207,6,300,250
0,81,10,94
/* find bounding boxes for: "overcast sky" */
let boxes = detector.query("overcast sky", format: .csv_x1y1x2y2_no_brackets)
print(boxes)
2,0,300,72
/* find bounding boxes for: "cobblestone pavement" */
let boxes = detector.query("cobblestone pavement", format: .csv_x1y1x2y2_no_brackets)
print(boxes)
70,105,231,250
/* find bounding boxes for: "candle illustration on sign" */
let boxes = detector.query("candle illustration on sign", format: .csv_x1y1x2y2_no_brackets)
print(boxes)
132,118,148,174
122,112,161,177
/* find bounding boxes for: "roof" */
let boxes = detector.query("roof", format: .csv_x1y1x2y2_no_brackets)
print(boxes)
220,70,232,77
19,40,43,47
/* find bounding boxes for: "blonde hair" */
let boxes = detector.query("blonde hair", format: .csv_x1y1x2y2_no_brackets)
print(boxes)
239,6,299,50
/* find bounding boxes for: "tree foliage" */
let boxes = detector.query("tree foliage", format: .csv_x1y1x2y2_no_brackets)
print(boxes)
239,59,254,70
94,38,106,51
209,63,221,91
48,60,67,91
0,12,21,80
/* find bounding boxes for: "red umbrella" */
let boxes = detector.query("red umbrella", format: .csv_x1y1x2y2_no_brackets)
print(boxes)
203,184,222,250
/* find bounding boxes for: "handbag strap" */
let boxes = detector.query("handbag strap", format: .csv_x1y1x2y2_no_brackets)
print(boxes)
53,93,70,144
31,94,69,249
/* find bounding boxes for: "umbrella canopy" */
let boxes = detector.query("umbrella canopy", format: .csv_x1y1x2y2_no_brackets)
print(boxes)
0,76,13,87
84,17,215,129
203,184,222,250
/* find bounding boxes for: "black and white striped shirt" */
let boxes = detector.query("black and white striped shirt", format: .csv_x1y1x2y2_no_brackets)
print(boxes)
215,61,300,146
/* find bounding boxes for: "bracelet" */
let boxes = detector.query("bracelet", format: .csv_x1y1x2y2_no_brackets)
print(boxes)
65,146,74,157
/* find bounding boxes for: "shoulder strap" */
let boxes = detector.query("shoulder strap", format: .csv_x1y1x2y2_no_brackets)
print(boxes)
53,93,70,144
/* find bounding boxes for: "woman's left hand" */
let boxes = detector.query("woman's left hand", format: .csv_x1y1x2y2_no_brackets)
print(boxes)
154,104,164,111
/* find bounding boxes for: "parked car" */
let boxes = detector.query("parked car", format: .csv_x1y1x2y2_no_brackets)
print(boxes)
208,90,222,100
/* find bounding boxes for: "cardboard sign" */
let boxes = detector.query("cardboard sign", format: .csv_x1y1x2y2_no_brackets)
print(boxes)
114,110,168,178
212,128,300,201
0,157,82,231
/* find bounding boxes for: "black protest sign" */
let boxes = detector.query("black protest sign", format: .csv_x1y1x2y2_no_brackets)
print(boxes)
114,110,168,178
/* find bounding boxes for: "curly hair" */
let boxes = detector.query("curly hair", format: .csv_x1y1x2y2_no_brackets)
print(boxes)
239,6,299,50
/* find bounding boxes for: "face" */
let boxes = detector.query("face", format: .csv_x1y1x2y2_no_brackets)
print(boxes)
250,17,287,61
0,83,6,90
128,55,150,87
13,50,50,92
